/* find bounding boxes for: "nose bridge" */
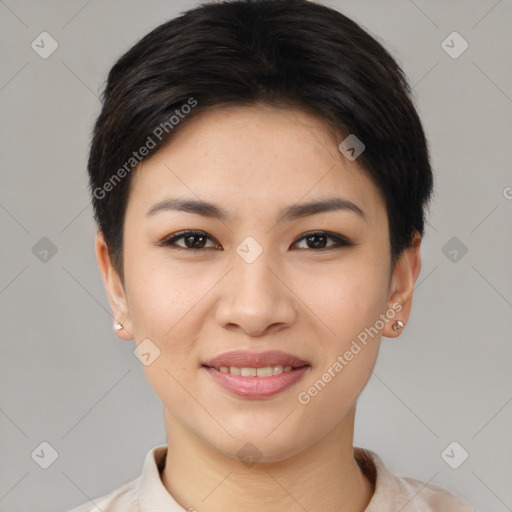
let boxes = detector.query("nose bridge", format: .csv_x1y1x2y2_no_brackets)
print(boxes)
215,236,296,335
233,239,281,306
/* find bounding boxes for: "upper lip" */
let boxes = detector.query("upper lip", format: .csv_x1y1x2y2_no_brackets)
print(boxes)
203,350,310,369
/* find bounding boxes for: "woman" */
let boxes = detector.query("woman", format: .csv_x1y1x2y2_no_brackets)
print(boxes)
70,0,476,510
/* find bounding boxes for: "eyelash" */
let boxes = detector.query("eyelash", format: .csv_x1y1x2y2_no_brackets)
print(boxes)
159,230,352,251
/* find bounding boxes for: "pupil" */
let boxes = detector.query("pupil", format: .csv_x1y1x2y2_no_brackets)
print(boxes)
308,234,326,248
182,234,328,250
186,235,206,249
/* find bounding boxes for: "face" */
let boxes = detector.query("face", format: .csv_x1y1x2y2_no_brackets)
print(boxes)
97,104,420,462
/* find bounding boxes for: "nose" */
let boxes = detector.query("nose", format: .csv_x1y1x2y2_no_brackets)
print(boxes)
215,246,297,337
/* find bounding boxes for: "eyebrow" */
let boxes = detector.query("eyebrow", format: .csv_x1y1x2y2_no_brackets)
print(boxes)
145,196,367,222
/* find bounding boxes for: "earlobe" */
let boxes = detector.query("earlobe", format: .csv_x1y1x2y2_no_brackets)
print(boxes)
384,231,422,339
94,231,134,340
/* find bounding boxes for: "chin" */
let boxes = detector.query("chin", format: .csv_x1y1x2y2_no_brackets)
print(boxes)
194,409,324,464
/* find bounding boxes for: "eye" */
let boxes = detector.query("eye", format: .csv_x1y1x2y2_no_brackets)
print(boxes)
292,231,352,250
159,230,351,251
159,230,222,250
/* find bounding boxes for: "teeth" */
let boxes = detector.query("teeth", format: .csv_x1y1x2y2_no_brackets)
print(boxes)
257,366,273,377
217,365,296,377
241,367,257,377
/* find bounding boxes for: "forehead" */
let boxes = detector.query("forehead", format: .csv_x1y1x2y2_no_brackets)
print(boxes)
127,105,386,225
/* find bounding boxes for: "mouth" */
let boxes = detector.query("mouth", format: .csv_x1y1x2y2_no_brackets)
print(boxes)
205,364,302,377
202,350,311,398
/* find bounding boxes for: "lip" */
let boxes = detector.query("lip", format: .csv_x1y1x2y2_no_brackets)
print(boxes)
204,366,310,398
202,350,310,399
203,350,309,369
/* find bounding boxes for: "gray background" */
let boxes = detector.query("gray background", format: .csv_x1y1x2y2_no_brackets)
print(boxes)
1,1,511,511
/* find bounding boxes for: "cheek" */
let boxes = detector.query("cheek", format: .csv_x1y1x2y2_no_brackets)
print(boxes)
124,257,220,399
127,266,204,407
293,258,389,341
292,259,388,404
295,281,384,428
124,249,206,338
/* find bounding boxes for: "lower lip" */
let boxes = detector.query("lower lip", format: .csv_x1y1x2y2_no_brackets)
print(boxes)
204,366,310,398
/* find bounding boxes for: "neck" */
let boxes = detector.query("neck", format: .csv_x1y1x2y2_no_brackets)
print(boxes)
160,406,374,512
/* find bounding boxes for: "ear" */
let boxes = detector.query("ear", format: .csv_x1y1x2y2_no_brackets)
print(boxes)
95,231,134,340
383,231,422,338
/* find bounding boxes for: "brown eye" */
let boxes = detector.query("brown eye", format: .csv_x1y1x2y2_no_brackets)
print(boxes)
159,230,351,252
293,231,351,250
160,230,221,250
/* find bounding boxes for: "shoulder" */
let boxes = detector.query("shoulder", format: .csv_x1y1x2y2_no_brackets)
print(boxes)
354,447,478,512
67,444,170,512
395,474,477,511
67,476,140,512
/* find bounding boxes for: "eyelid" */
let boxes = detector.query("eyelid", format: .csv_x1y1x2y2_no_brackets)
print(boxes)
159,229,352,251
293,230,352,249
159,230,220,250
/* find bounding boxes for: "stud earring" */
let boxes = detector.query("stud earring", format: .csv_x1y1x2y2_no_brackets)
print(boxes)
114,322,124,331
392,320,404,331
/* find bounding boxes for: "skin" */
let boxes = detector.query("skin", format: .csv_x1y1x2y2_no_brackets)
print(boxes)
96,103,422,512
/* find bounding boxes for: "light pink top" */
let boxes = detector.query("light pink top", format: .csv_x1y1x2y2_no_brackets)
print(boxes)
68,444,477,511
